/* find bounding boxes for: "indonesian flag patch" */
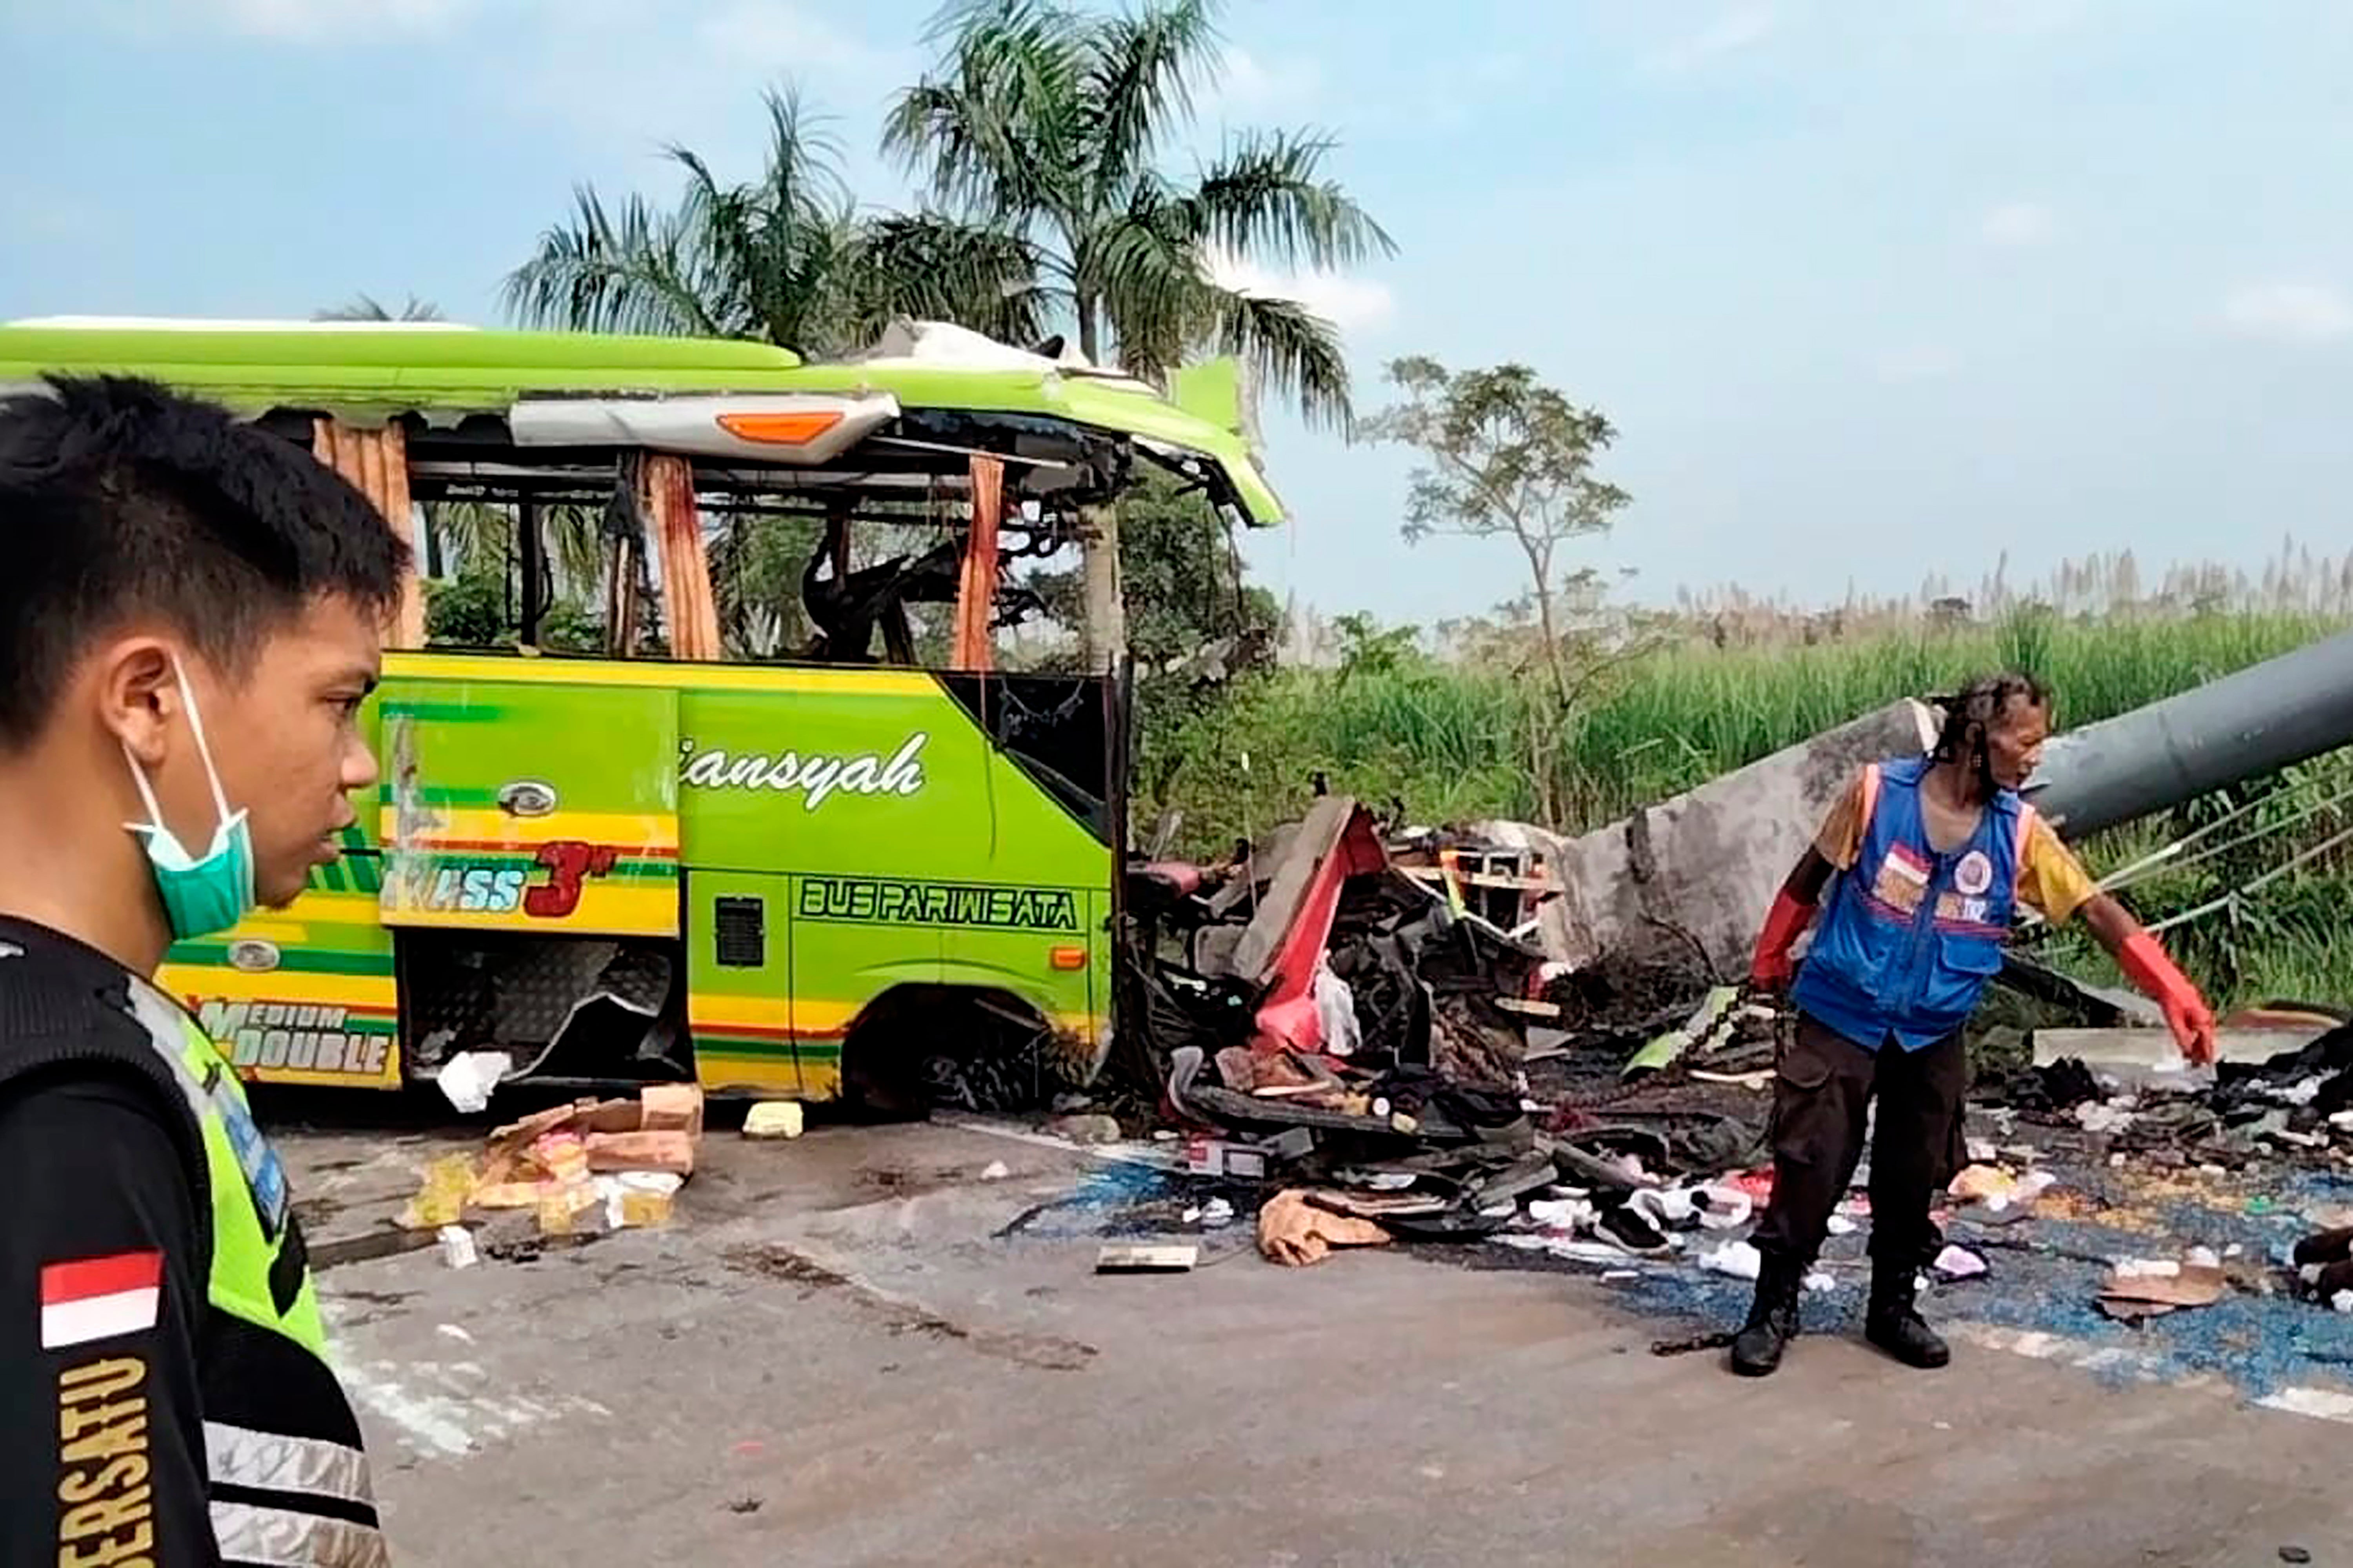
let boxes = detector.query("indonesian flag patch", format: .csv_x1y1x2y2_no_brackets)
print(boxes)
40,1252,162,1350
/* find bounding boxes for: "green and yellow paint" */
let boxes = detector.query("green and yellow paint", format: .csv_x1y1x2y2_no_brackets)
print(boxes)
164,650,1114,1099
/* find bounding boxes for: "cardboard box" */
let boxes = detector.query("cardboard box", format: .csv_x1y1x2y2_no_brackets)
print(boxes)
642,1084,705,1139
584,1129,696,1177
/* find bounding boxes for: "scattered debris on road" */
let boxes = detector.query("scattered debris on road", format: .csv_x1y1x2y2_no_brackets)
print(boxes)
744,1100,805,1139
1085,786,2353,1410
1095,1244,1199,1274
1257,1190,1395,1267
399,1084,707,1254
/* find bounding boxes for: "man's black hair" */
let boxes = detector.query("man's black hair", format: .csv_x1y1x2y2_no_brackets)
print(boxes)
0,374,409,747
1931,670,2050,764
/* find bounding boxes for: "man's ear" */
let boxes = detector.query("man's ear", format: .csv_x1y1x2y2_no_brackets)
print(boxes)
93,637,182,768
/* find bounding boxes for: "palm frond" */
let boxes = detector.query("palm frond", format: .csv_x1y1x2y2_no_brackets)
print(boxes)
501,185,727,339
539,505,607,602
430,502,515,576
313,293,444,322
661,145,758,337
1180,128,1397,271
1205,287,1355,432
1084,0,1220,202
884,0,1086,224
1089,195,1215,376
848,213,1056,347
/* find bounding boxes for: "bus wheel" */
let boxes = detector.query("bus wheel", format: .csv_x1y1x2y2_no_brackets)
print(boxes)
840,986,1059,1119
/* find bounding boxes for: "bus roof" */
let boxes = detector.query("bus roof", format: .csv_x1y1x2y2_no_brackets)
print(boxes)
0,318,1285,526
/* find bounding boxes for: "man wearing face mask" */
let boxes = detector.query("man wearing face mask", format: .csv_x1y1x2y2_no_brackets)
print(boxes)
0,376,407,1566
1727,672,2218,1379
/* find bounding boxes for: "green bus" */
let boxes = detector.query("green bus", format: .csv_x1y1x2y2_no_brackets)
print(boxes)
0,316,1283,1106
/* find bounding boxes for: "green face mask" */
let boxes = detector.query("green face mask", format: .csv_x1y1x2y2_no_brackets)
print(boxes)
123,654,256,943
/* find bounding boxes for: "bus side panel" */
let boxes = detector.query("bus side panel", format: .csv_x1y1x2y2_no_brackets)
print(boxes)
160,878,402,1090
677,676,935,1099
375,666,681,937
675,668,1110,1097
683,869,802,1097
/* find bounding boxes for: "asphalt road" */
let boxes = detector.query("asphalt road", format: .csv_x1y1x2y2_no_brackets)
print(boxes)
286,1116,2350,1568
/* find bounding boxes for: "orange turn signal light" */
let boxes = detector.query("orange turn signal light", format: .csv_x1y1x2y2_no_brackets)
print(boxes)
1049,946,1087,972
716,409,844,446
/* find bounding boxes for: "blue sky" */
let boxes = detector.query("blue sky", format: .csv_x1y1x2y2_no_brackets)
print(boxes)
4,0,2351,628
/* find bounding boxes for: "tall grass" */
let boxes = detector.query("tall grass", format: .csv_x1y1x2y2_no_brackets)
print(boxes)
1154,610,2346,843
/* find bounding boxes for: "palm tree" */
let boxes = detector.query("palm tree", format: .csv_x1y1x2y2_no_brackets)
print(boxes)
882,0,1392,664
312,294,446,322
881,0,1394,432
502,86,1040,356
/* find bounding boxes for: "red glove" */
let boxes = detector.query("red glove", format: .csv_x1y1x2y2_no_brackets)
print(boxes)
2116,930,2217,1065
1749,887,1817,990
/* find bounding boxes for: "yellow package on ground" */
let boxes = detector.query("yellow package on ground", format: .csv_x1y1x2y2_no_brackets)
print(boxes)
1257,1189,1393,1267
398,1154,480,1230
535,1180,604,1237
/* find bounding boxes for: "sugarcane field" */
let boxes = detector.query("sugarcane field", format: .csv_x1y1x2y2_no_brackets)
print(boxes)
6,5,2353,1566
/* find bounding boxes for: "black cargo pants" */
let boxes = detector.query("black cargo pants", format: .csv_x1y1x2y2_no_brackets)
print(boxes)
1753,1012,1968,1272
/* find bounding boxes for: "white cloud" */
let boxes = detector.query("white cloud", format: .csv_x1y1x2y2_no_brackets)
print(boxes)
1207,250,1395,336
1211,47,1325,117
1979,201,2054,247
478,0,916,183
1650,3,1779,73
693,2,910,80
2222,282,2353,344
96,0,479,40
1873,346,1959,384
1945,0,2092,37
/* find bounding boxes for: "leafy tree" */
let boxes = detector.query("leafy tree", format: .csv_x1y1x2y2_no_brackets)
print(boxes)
883,0,1392,428
1029,469,1278,799
1360,356,1632,710
1330,612,1420,683
503,86,1038,356
426,568,604,653
1032,471,1277,669
708,512,824,657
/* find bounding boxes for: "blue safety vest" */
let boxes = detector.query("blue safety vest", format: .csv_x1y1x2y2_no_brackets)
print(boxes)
1792,756,2031,1052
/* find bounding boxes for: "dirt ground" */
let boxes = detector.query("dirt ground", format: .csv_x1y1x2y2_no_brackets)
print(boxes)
281,1111,2351,1568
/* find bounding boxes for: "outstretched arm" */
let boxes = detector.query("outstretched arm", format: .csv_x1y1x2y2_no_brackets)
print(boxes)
2082,892,2218,1065
2018,815,2218,1066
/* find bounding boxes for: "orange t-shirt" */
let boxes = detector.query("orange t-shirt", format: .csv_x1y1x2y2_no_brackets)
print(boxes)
1811,766,2098,925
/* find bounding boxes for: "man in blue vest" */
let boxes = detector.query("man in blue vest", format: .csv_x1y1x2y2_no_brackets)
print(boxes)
1730,672,2217,1378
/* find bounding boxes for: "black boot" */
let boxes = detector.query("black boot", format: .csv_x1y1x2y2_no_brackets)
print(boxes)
1730,1252,1804,1377
1865,1258,1951,1369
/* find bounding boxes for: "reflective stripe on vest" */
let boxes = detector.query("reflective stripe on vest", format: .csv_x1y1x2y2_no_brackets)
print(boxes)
205,1422,376,1508
123,980,324,1348
211,1501,389,1568
114,977,386,1566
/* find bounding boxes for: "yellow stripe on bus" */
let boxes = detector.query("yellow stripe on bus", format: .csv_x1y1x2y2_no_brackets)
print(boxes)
392,808,678,849
156,967,398,1008
689,992,793,1030
388,651,938,699
691,994,1103,1043
251,1061,404,1092
690,1055,808,1095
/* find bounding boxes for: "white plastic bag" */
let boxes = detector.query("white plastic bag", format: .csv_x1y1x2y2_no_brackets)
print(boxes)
1313,964,1363,1058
